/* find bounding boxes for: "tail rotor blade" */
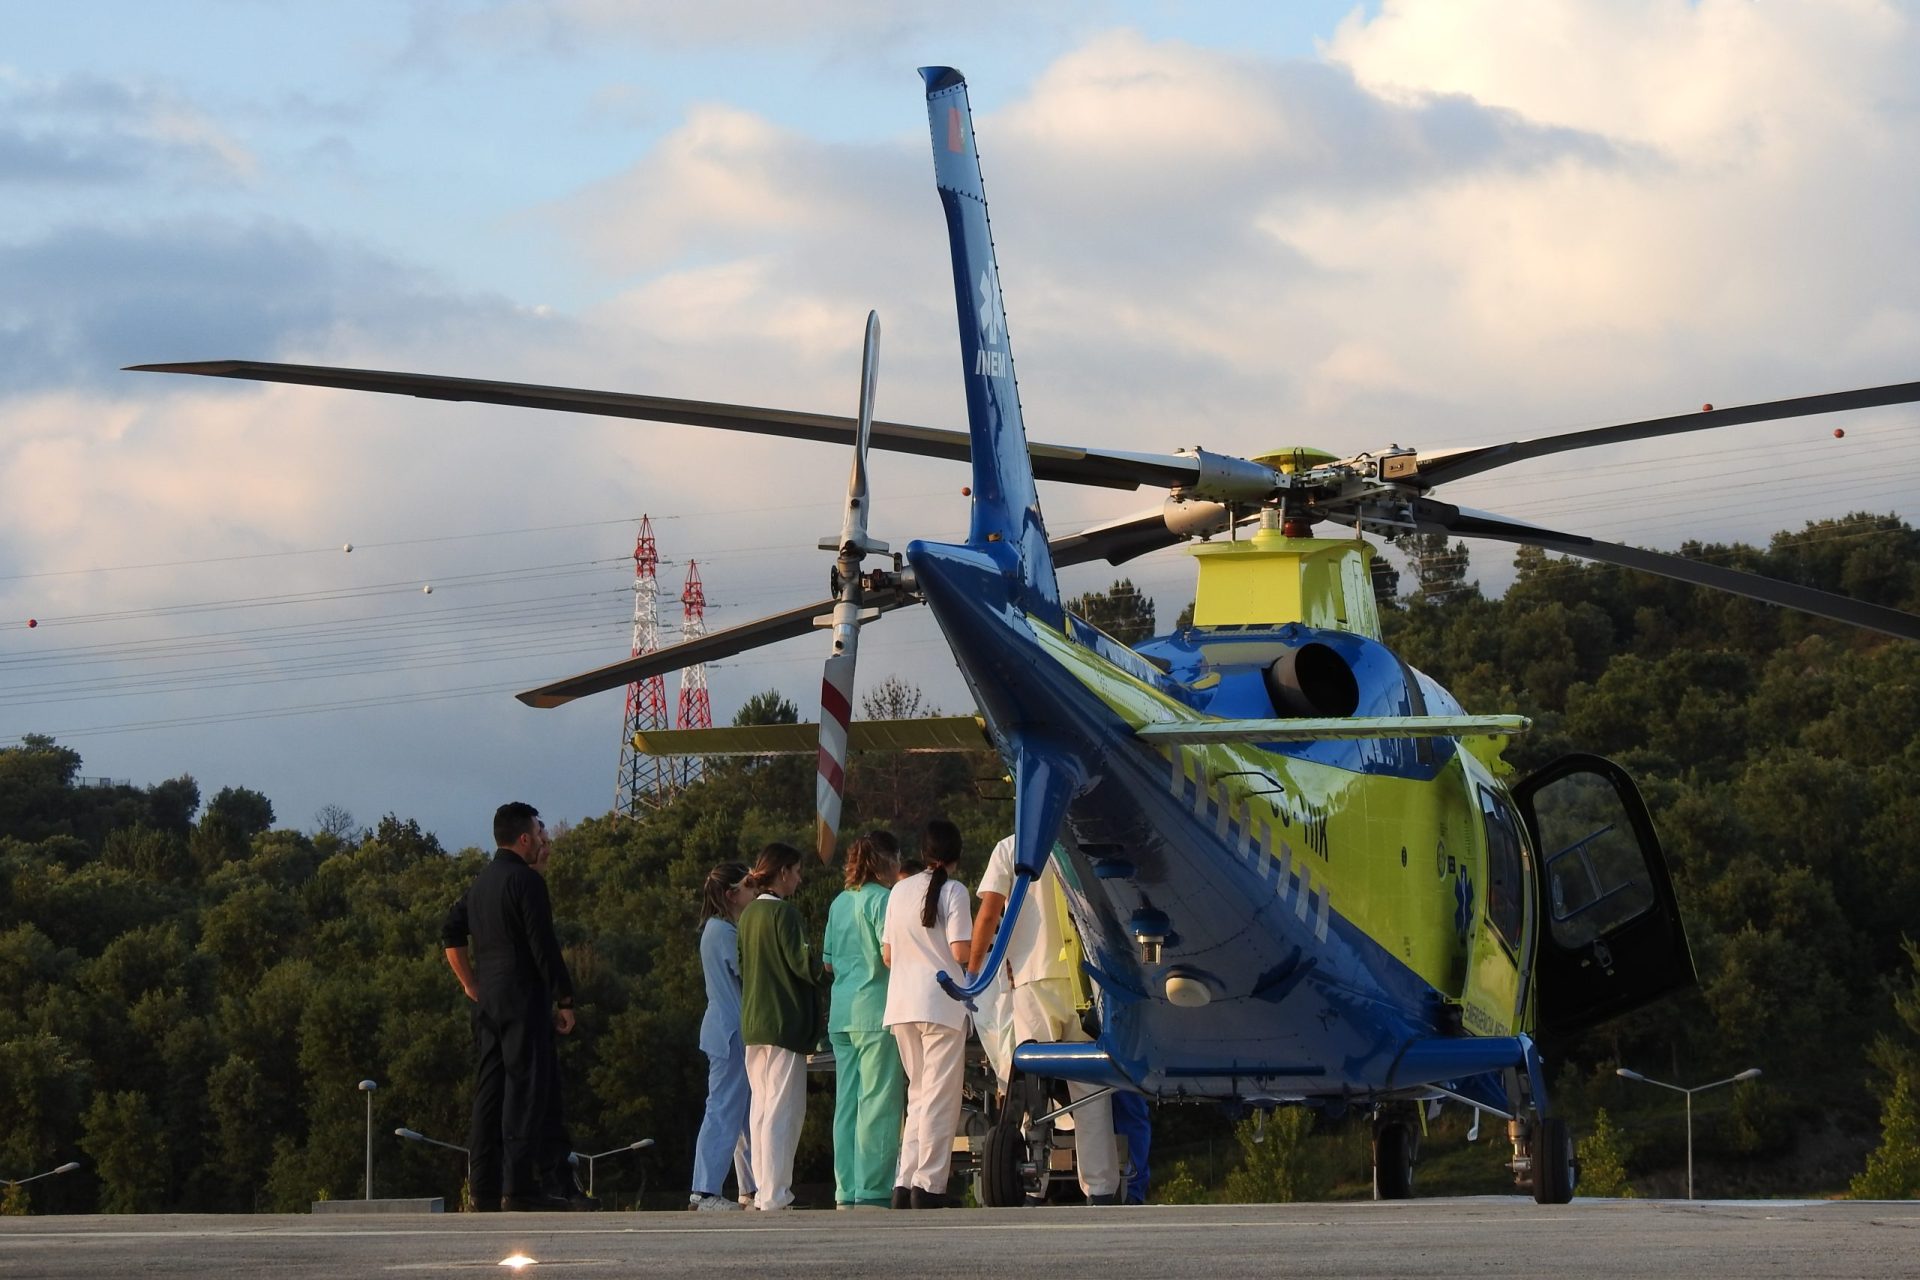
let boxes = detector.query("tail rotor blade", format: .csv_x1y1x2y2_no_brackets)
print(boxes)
816,312,885,864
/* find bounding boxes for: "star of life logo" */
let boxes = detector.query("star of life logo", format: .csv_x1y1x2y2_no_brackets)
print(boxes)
974,263,1009,378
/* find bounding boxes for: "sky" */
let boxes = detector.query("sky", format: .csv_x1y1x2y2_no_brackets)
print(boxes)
3,0,1917,849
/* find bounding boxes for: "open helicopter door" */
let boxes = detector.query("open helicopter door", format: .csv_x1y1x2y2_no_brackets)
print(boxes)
1512,753,1697,1040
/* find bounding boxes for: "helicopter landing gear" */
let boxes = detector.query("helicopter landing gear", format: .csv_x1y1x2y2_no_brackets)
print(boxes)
1370,1106,1419,1200
1504,1036,1577,1204
1527,1115,1577,1205
980,1070,1058,1207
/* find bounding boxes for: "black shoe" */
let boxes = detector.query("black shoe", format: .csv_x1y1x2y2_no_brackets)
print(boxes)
891,1186,912,1210
909,1188,951,1210
1088,1193,1120,1205
502,1192,573,1212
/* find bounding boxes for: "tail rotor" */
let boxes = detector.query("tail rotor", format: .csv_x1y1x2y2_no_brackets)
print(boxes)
815,312,890,862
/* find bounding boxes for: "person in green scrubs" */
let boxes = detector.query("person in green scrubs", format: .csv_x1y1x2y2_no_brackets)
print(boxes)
823,830,906,1209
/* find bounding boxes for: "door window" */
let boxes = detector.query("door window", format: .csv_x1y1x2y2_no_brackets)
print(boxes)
1533,771,1658,950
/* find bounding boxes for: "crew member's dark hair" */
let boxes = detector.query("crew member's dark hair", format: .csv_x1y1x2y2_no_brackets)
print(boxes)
494,801,540,848
844,830,901,890
702,861,750,921
744,842,804,895
921,819,961,928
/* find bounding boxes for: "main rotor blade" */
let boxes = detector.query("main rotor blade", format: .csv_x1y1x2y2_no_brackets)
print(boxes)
1410,499,1920,642
519,503,1241,709
1413,380,1920,487
126,360,1195,492
517,589,903,708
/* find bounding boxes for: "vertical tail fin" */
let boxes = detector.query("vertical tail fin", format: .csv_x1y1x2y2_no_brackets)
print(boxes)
919,66,1062,627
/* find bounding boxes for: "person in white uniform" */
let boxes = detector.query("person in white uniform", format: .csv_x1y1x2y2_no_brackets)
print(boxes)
881,818,973,1209
969,834,1120,1204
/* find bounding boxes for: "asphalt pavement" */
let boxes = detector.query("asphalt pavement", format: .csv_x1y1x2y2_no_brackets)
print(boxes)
2,1197,1916,1278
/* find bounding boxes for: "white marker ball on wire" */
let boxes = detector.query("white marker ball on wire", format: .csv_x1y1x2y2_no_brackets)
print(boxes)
422,584,433,594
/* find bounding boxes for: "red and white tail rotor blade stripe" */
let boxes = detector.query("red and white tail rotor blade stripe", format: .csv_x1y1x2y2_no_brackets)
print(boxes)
816,312,888,862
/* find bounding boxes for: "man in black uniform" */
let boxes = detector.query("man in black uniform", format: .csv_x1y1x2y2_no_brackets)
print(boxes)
442,802,586,1211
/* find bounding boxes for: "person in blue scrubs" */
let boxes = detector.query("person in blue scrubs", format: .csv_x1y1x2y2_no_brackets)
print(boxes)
689,861,755,1210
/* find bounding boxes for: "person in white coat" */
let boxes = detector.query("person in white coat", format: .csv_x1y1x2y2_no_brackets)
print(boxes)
881,819,972,1209
970,834,1120,1203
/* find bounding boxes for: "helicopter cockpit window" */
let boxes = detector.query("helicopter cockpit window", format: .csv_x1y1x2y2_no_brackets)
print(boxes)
1533,772,1658,950
1479,786,1525,949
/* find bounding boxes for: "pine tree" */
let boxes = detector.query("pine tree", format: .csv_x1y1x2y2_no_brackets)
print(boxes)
1851,1072,1920,1199
1576,1107,1637,1197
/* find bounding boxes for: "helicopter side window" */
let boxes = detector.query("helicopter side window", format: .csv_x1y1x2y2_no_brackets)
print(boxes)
1479,786,1525,950
1534,772,1658,950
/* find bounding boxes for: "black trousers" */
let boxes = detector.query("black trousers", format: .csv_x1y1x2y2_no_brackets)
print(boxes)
468,994,571,1201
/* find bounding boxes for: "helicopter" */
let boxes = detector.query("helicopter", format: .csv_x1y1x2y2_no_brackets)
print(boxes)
131,67,1920,1205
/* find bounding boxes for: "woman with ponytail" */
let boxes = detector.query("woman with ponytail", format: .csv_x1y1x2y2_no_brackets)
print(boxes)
688,862,754,1211
880,818,972,1208
736,842,820,1211
823,830,905,1210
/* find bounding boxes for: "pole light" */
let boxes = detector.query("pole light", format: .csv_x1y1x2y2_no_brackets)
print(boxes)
395,1128,472,1206
1616,1066,1762,1199
571,1139,654,1198
357,1080,378,1200
2,1162,81,1189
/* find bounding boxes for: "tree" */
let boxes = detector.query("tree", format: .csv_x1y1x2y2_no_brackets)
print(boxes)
205,787,275,839
1399,533,1473,604
312,804,356,840
1576,1108,1637,1197
1850,1072,1920,1199
82,1090,169,1213
1221,1109,1327,1203
1066,578,1156,644
733,690,799,726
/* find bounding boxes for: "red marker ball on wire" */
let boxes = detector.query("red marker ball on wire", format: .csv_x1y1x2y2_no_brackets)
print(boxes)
27,619,36,629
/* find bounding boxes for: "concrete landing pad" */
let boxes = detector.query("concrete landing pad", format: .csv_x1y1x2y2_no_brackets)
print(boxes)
3,1198,1916,1278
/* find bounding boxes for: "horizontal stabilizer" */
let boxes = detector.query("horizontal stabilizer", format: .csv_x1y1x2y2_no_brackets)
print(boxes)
1136,714,1531,745
633,716,991,756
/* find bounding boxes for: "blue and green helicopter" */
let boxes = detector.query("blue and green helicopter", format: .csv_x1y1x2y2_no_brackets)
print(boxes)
134,67,1920,1204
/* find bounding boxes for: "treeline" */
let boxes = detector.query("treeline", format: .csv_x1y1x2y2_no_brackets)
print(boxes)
0,681,1012,1213
3,517,1919,1212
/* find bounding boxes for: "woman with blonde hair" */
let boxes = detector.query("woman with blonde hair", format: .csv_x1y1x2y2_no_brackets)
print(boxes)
881,818,972,1209
823,830,905,1209
688,861,754,1211
736,842,820,1211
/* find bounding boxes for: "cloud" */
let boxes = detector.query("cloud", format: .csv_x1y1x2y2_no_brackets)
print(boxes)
0,219,550,392
0,70,253,187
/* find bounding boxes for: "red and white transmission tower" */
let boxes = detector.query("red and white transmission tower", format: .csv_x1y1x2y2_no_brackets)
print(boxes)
615,516,673,815
675,560,713,787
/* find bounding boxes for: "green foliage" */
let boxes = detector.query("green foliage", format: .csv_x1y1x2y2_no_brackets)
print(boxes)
0,1182,27,1216
2,515,1919,1208
1153,1159,1209,1204
1850,1072,1920,1199
1221,1109,1328,1203
1575,1108,1636,1197
82,1091,168,1213
1066,578,1157,645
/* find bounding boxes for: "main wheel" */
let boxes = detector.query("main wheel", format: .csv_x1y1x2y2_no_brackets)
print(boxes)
980,1073,1052,1207
1372,1119,1416,1200
1530,1116,1577,1204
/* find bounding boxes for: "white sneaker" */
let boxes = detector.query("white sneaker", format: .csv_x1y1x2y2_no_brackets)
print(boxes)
691,1194,744,1212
